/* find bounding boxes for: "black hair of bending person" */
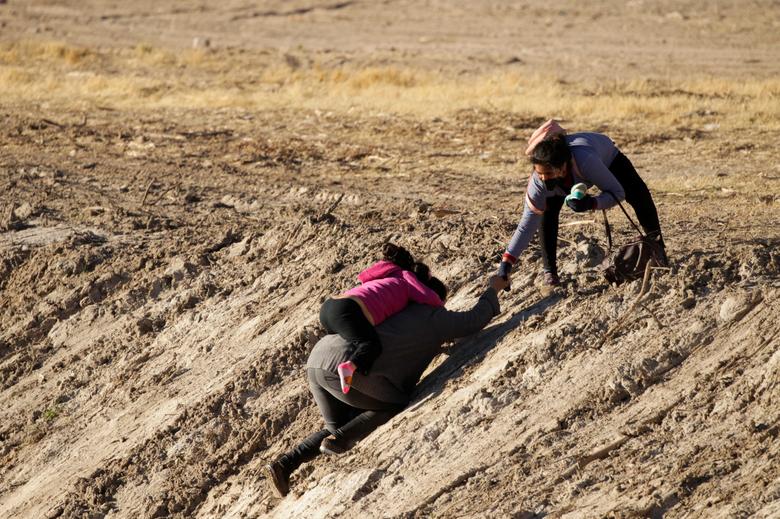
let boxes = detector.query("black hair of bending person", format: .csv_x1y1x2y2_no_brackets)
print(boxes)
424,276,448,302
382,242,415,271
530,136,571,168
412,262,448,302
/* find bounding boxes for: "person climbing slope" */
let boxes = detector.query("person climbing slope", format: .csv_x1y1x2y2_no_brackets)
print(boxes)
497,120,668,287
265,274,509,498
319,242,445,393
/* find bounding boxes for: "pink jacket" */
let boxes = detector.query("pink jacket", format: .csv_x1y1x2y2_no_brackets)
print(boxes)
344,260,443,325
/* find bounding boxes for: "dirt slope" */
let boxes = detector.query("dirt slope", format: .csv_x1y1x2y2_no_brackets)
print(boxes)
1,1,780,518
1,105,778,518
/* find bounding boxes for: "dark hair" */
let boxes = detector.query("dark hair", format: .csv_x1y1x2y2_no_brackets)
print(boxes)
425,276,448,302
412,261,430,281
530,136,571,168
382,242,415,271
412,262,448,302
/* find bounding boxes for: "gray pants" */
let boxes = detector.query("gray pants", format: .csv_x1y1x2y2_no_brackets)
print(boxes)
307,368,402,434
277,369,404,475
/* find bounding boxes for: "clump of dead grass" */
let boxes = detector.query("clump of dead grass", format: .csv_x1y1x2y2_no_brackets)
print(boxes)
0,40,95,66
1,40,778,133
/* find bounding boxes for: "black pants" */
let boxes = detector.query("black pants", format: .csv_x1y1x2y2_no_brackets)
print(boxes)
540,152,664,274
277,368,403,475
319,297,382,374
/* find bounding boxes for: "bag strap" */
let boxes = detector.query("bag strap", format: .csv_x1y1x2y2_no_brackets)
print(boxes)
603,190,645,237
602,210,613,250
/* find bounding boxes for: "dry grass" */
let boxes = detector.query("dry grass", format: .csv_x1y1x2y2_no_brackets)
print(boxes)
1,40,778,133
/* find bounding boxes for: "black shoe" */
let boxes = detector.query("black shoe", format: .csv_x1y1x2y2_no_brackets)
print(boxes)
657,247,670,268
543,271,561,286
265,461,290,497
319,436,352,456
648,232,669,268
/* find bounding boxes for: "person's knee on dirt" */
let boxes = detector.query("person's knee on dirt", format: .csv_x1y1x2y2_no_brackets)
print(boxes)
497,120,668,286
319,242,445,392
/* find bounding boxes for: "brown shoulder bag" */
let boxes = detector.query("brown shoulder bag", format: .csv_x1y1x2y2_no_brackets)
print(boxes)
599,193,665,285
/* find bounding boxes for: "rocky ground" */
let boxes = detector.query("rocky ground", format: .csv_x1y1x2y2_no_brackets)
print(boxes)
1,1,779,518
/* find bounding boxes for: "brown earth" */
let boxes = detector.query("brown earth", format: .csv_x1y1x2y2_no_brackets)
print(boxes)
1,1,779,518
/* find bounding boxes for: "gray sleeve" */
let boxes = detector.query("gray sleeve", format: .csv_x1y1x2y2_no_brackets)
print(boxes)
578,151,625,210
431,288,500,342
506,207,542,259
506,175,545,258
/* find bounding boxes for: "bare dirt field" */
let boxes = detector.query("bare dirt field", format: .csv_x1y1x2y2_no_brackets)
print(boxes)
1,1,779,518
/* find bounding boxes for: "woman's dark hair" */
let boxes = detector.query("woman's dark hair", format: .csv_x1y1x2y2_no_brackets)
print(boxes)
382,242,415,271
383,244,447,300
530,136,571,168
412,261,430,281
412,262,448,302
425,276,448,302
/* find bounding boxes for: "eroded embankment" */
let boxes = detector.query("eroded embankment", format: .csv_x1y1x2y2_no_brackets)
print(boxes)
1,109,779,518
261,237,779,518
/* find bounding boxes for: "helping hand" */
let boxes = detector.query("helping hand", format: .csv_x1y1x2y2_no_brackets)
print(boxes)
497,260,512,279
496,261,512,292
489,275,510,293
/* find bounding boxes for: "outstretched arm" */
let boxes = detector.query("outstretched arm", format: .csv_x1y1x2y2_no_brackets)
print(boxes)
505,206,542,261
502,174,546,268
431,279,503,342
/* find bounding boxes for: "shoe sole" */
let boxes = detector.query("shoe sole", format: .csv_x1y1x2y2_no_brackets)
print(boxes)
265,464,288,498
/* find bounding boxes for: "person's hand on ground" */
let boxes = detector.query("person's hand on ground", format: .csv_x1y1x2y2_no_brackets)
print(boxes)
489,275,510,293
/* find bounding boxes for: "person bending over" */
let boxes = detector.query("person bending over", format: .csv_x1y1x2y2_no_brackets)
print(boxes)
498,120,668,287
266,274,509,497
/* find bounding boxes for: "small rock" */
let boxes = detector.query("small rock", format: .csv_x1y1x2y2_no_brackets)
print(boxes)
165,257,196,281
13,202,33,220
192,37,211,49
719,291,763,324
680,296,696,309
84,206,106,216
227,235,252,258
665,11,686,20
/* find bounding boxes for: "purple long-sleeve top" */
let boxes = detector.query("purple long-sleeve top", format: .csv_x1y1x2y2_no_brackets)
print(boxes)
344,260,443,325
504,132,624,260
